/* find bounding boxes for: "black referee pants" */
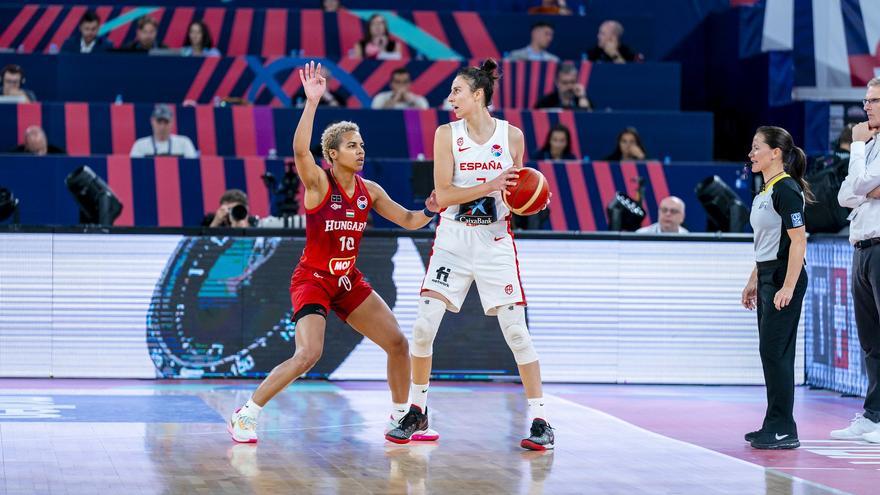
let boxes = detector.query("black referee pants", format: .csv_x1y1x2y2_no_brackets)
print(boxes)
852,243,880,422
756,261,808,435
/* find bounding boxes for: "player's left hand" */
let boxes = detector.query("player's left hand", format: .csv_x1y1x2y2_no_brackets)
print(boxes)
773,286,794,310
425,190,440,213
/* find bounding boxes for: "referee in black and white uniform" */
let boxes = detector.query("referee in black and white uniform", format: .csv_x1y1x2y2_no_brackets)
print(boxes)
833,77,880,443
741,126,811,450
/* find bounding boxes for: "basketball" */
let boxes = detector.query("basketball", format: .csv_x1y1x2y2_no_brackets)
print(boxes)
503,167,550,216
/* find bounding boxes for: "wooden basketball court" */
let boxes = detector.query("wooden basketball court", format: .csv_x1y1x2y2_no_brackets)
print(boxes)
0,379,874,494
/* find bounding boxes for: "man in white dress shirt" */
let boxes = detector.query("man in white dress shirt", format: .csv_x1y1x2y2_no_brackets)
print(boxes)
130,104,198,159
636,196,689,234
835,77,880,443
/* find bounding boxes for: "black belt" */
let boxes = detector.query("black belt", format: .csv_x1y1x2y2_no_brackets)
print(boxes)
756,260,785,269
854,237,880,250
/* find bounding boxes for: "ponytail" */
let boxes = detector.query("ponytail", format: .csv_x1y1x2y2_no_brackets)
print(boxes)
756,126,815,204
786,145,815,203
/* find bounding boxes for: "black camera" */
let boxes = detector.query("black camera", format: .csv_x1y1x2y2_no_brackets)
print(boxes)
230,204,248,222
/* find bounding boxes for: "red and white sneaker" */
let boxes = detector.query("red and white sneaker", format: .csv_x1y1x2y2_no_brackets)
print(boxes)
228,407,258,443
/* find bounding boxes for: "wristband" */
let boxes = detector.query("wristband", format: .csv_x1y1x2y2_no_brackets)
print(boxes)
422,207,436,217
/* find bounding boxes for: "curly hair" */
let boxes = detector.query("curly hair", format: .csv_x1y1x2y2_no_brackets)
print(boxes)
321,120,360,163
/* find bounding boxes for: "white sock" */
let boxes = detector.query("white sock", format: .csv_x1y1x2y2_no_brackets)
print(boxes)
391,402,408,423
242,398,263,416
527,397,546,422
411,382,429,411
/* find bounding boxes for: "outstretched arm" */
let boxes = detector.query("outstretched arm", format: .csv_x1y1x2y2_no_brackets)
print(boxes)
292,61,330,209
365,180,439,230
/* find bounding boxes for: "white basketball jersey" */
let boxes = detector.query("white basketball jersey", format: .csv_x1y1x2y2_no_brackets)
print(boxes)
440,118,514,226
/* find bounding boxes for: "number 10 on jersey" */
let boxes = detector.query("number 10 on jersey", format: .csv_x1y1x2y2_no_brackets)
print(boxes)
339,236,355,251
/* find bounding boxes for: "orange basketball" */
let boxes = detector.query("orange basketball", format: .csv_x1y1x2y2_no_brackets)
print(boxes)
503,167,550,216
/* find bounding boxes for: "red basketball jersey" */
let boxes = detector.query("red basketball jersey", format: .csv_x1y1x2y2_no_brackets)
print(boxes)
298,169,372,275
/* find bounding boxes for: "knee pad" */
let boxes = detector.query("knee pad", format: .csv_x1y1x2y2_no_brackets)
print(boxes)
497,304,538,365
411,296,446,357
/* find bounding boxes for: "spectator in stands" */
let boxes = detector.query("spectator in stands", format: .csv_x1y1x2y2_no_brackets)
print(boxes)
122,16,167,52
534,123,576,160
507,21,559,62
588,20,639,64
202,189,257,228
371,68,429,110
130,104,198,158
61,10,114,54
534,61,592,110
181,20,220,57
322,0,341,12
352,14,402,60
11,126,64,155
1,65,36,102
636,196,689,234
605,127,647,160
528,0,572,15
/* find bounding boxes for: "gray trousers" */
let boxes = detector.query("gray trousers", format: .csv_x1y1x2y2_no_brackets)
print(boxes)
853,242,880,422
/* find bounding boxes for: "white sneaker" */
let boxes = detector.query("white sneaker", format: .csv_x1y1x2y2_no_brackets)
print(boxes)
863,428,880,443
228,407,258,443
830,413,879,440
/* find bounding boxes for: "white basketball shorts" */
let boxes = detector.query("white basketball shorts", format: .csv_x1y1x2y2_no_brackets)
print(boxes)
421,218,526,316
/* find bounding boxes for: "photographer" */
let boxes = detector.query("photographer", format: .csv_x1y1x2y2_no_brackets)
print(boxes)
202,189,257,228
534,61,592,110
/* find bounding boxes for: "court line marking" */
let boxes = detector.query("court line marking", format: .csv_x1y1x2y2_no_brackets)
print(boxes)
545,394,851,495
772,467,856,470
0,420,386,442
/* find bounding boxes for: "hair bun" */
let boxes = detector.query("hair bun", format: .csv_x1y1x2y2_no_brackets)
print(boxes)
479,58,498,75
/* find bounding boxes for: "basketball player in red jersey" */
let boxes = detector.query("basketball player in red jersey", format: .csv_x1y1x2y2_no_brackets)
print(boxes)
229,61,439,444
394,59,554,450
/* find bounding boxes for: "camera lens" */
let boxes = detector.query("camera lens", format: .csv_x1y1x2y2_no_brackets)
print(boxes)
231,204,248,222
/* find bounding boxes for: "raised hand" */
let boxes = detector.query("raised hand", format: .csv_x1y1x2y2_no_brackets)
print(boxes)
299,60,327,105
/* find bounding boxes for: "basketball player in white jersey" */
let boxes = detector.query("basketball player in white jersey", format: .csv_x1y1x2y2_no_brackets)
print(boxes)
386,59,554,450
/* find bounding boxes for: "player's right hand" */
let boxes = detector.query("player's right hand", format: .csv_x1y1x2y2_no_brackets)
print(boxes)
741,281,757,310
486,169,519,195
299,60,327,104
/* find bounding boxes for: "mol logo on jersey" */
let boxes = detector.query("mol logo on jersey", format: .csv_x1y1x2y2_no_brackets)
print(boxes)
328,256,356,275
459,160,504,171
